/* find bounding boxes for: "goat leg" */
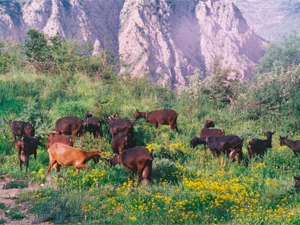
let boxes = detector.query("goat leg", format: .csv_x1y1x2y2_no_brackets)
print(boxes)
75,164,90,174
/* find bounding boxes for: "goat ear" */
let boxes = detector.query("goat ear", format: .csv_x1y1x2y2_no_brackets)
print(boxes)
84,109,87,113
209,118,214,122
192,135,196,138
204,117,207,121
273,131,276,134
136,109,139,112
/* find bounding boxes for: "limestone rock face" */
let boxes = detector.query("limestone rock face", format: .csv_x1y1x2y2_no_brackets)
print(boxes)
119,0,265,88
0,0,265,88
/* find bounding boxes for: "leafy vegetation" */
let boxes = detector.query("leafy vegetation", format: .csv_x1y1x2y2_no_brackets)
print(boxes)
0,30,300,224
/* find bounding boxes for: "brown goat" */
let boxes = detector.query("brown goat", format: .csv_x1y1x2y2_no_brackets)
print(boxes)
279,135,300,157
200,118,225,154
105,146,153,186
105,114,134,138
46,143,106,175
84,110,103,138
294,176,300,188
54,116,84,141
111,131,136,155
46,132,74,171
16,136,40,172
248,131,276,158
133,109,179,132
46,132,73,149
5,120,35,141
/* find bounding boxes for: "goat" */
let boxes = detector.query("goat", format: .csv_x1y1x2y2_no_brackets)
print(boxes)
54,116,84,141
279,135,300,157
190,135,207,148
133,109,179,132
294,176,300,188
200,118,225,154
16,136,40,172
111,131,136,155
248,131,276,157
46,132,73,149
105,146,153,186
5,120,35,141
105,113,134,138
46,132,74,171
84,110,103,138
46,143,107,175
206,135,244,163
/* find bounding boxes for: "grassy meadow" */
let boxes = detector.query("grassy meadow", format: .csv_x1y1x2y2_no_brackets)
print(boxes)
0,70,300,224
0,29,300,224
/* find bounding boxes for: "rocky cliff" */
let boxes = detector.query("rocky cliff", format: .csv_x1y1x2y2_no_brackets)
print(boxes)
0,0,265,88
224,0,300,42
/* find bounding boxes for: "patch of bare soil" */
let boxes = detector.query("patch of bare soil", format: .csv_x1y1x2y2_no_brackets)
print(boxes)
0,175,50,225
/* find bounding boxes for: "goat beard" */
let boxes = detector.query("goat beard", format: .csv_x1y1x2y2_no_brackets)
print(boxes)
20,150,27,162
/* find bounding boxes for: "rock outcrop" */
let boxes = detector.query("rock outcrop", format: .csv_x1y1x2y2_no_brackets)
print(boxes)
0,0,265,88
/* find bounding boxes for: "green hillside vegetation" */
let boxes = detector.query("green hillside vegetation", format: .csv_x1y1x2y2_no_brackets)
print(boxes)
0,29,300,224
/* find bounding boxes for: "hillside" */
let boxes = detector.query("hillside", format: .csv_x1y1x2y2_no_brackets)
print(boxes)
224,0,300,42
0,0,264,88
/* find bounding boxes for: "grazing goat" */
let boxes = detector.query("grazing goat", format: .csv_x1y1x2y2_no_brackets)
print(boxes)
54,116,84,141
279,135,300,157
248,131,276,157
190,135,207,148
200,118,225,154
111,131,136,155
105,114,134,138
84,110,103,138
5,120,35,141
133,109,179,132
16,136,40,172
46,143,106,175
294,176,300,188
46,132,73,171
206,135,244,163
105,146,153,186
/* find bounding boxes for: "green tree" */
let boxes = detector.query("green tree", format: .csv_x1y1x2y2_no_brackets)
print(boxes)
23,28,51,63
257,30,300,74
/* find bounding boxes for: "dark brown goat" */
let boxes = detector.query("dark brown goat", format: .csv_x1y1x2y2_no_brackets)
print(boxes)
200,118,225,154
105,146,153,186
190,136,207,148
111,131,136,155
105,114,134,138
206,135,244,163
16,136,40,172
46,132,73,149
294,176,300,188
5,120,35,141
248,131,276,157
84,110,103,138
133,109,179,132
54,116,84,141
279,135,300,157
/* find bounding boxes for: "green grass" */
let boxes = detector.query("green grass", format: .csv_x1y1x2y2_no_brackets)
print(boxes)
1,71,300,224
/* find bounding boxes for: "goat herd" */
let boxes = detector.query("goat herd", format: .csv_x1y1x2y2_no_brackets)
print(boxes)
4,109,300,187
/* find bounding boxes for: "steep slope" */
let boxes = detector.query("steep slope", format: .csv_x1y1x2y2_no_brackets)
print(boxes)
0,0,264,88
224,0,300,42
119,0,265,88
